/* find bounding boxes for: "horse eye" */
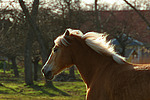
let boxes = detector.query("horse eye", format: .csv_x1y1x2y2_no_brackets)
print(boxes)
54,48,58,52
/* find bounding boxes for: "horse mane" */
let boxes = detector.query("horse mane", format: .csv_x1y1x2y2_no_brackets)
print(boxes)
82,32,126,64
54,29,126,64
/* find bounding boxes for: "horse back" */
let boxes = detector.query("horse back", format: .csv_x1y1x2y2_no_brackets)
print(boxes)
87,63,150,100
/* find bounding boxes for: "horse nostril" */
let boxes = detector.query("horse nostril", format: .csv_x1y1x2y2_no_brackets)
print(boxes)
44,71,53,80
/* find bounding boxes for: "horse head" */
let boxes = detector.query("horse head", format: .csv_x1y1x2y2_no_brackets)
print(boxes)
41,28,83,80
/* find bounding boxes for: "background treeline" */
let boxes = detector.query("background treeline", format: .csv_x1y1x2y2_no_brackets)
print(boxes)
0,0,150,85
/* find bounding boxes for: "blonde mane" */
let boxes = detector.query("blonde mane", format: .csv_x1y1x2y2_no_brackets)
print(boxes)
83,32,114,55
82,32,125,64
54,29,126,64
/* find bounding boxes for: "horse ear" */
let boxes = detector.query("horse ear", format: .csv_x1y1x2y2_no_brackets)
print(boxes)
64,29,71,36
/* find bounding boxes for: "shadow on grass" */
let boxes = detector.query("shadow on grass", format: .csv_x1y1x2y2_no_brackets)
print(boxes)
0,83,69,97
29,84,70,97
0,83,23,94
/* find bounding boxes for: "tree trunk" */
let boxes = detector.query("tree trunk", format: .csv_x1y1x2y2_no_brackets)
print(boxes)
19,0,53,86
24,0,40,85
24,28,33,85
95,0,100,32
11,56,19,77
3,61,6,74
33,56,40,81
45,79,54,87
19,0,48,62
69,65,76,80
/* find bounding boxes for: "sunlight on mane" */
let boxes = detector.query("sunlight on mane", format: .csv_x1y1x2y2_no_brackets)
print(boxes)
82,32,126,64
83,32,114,55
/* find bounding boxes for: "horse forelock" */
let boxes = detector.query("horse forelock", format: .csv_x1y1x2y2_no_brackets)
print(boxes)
54,34,70,46
70,29,83,36
82,32,126,64
54,29,83,46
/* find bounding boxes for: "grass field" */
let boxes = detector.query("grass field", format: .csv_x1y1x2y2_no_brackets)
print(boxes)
0,65,86,100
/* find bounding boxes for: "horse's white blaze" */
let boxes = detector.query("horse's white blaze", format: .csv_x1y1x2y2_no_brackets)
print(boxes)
43,58,53,73
42,52,56,75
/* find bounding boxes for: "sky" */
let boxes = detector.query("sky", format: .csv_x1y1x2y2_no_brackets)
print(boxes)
82,0,125,5
80,0,128,10
0,0,129,5
1,0,125,9
1,0,146,10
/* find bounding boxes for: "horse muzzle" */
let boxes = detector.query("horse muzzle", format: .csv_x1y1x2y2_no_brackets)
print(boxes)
42,69,54,80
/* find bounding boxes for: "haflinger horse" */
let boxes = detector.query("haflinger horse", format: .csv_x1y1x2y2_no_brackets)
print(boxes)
42,28,150,100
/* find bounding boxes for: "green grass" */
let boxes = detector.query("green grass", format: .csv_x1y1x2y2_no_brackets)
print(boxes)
0,66,86,100
0,81,86,100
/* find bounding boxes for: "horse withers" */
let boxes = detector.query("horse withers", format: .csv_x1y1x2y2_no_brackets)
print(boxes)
42,28,150,100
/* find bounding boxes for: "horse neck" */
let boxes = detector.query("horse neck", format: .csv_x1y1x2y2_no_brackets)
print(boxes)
71,38,118,88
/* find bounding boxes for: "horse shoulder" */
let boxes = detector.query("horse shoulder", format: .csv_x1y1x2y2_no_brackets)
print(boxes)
86,71,114,100
112,64,150,100
86,83,111,100
87,63,150,100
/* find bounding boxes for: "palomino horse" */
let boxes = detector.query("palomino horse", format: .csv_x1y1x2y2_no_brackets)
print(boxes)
42,29,150,100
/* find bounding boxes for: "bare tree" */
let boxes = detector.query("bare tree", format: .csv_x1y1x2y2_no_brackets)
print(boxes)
23,0,40,85
95,0,101,32
18,0,53,86
0,8,25,77
123,0,150,28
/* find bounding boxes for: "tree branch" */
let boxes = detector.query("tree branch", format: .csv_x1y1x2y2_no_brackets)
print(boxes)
123,0,150,28
18,0,48,63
